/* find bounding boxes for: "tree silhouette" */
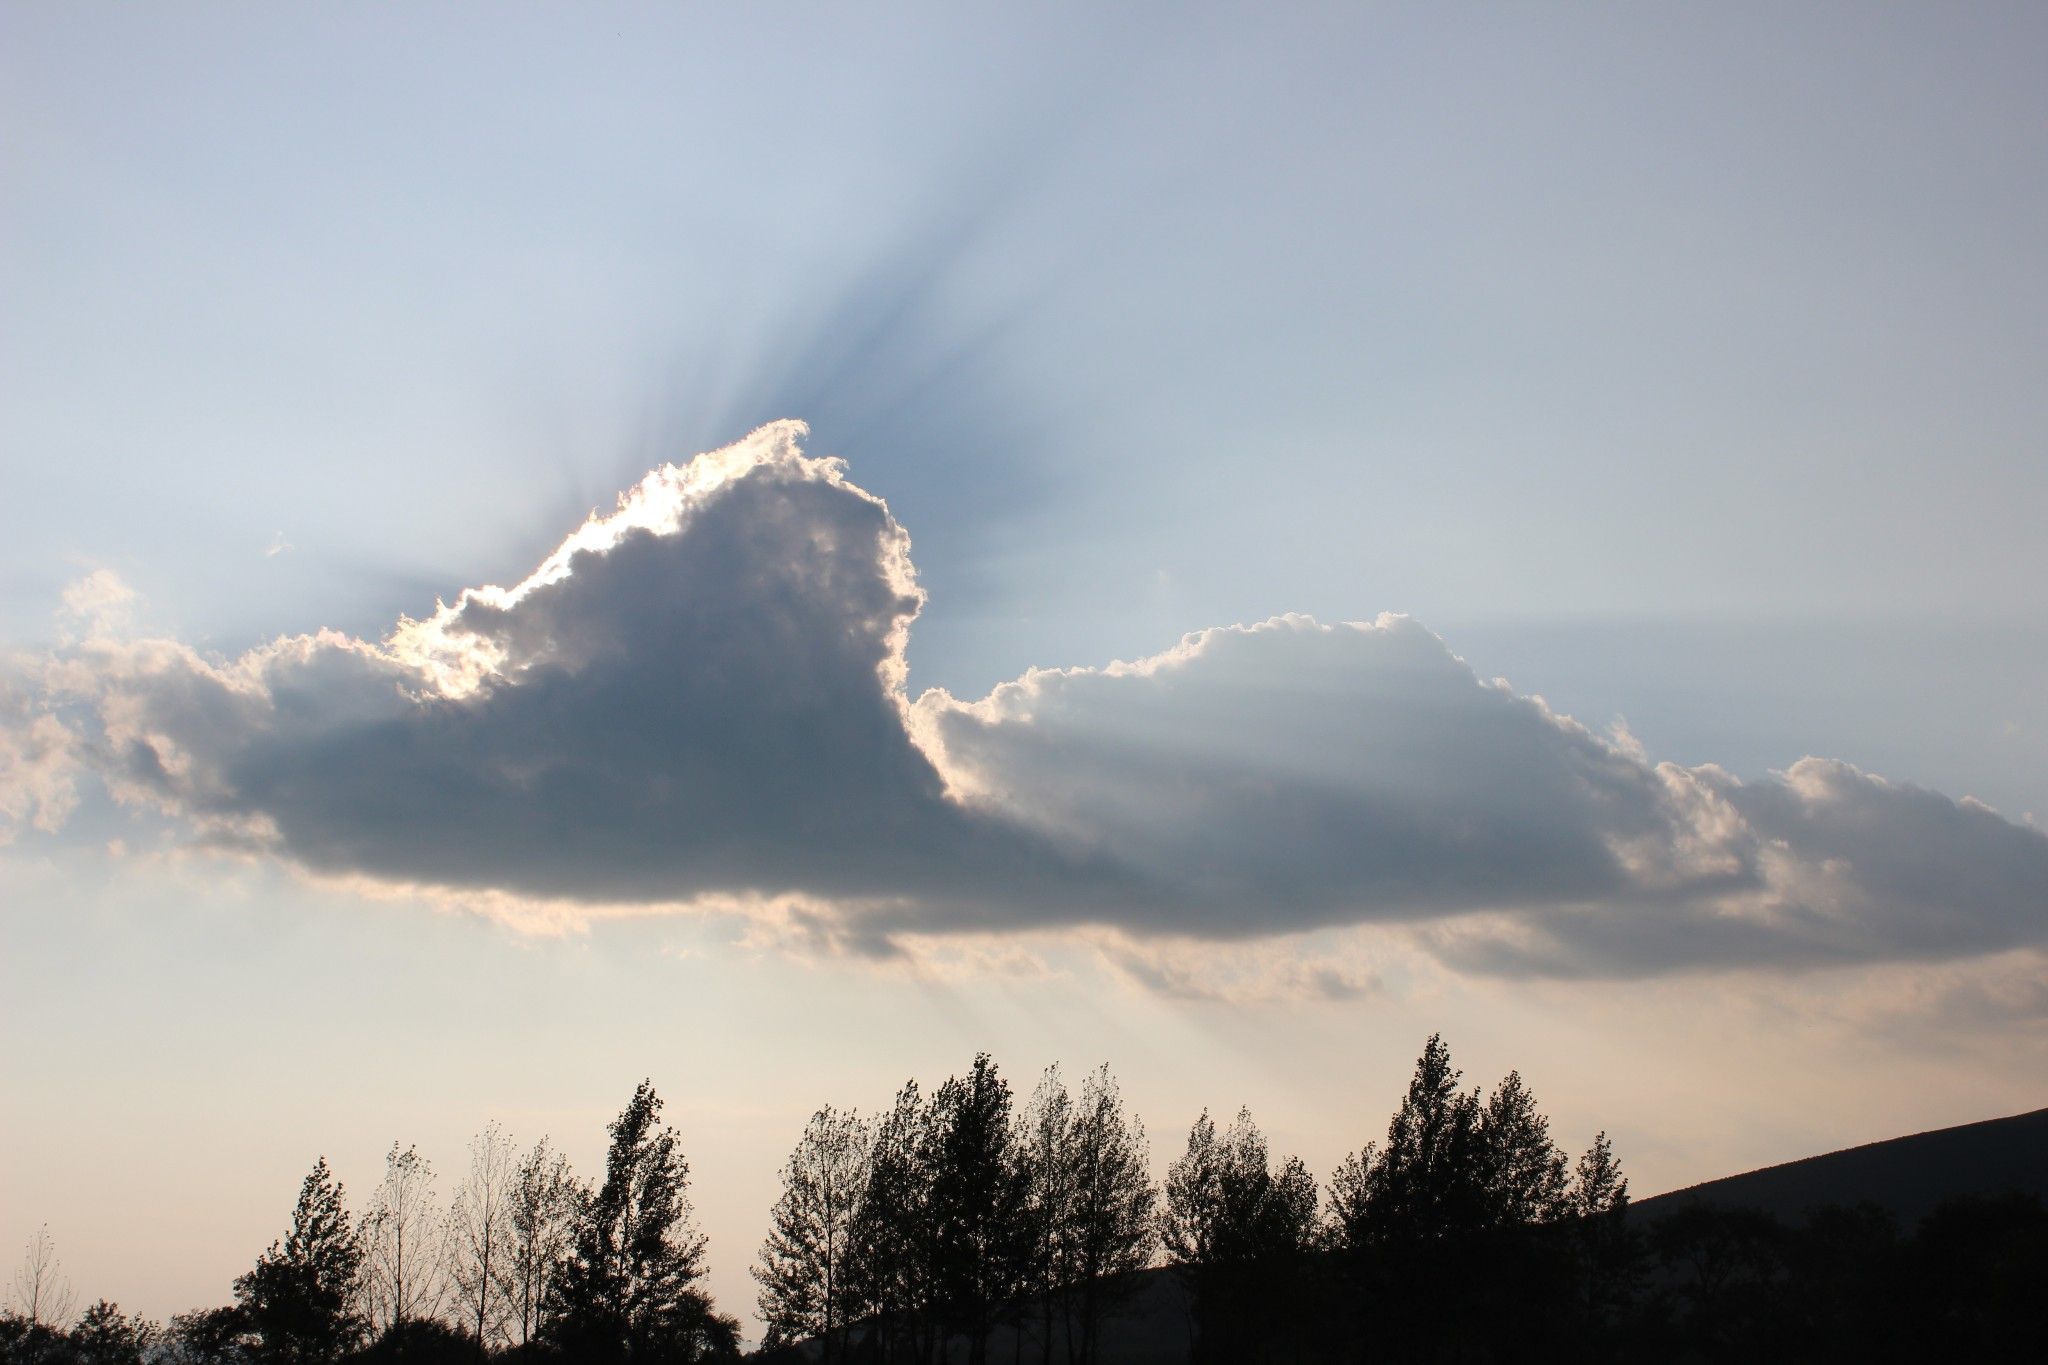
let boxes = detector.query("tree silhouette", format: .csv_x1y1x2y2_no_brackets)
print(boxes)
232,1157,365,1364
360,1143,449,1338
9,1226,75,1333
844,1081,937,1362
1057,1065,1156,1365
163,1305,257,1363
752,1106,871,1358
1567,1129,1637,1336
448,1122,517,1351
1325,1037,1596,1358
922,1054,1032,1365
1015,1065,1076,1365
549,1081,736,1362
36,1041,2048,1362
70,1300,160,1363
1477,1070,1570,1227
1336,1034,1486,1250
1162,1107,1316,1361
503,1136,581,1351
1572,1130,1627,1219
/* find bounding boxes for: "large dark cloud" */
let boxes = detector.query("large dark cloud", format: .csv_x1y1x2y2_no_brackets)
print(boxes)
35,425,1108,918
9,422,2045,977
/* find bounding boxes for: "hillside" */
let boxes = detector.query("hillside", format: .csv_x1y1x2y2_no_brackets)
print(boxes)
1631,1105,2048,1225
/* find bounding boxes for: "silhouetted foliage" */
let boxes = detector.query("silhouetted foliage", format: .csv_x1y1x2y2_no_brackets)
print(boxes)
1015,1066,1075,1365
922,1054,1033,1365
8,1229,75,1338
1161,1107,1317,1362
752,1107,870,1358
361,1145,449,1338
1034,1065,1155,1365
503,1138,580,1351
447,1123,517,1353
1566,1130,1637,1339
163,1305,257,1364
67,1301,158,1365
1477,1070,1570,1227
1329,1034,1489,1252
775,1056,1156,1365
354,1316,482,1365
1318,1037,1636,1358
233,1158,366,1364
0,1314,68,1365
548,1082,738,1363
11,1040,2047,1364
841,1081,937,1362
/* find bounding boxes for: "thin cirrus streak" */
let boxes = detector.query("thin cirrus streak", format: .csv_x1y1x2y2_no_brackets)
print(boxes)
5,421,2045,979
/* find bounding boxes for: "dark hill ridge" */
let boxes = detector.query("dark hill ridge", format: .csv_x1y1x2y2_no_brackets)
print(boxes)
1631,1104,2048,1226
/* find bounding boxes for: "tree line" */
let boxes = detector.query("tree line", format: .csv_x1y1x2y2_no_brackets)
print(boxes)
751,1058,1155,1365
7,1036,2045,1363
4,1081,734,1365
749,1035,1640,1363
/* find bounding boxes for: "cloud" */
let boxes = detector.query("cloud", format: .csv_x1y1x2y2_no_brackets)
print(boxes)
28,423,1099,916
59,569,139,640
6,422,2045,981
1094,932,1384,1005
0,678,78,844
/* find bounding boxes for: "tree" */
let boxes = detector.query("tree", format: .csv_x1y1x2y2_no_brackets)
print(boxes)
1477,1070,1570,1227
1329,1034,1485,1251
922,1054,1033,1365
1161,1108,1317,1361
9,1225,75,1331
550,1081,737,1363
502,1136,581,1350
1568,1131,1636,1334
163,1306,257,1364
70,1300,159,1365
1058,1065,1156,1365
1015,1065,1076,1365
844,1081,938,1363
752,1107,871,1358
1572,1130,1628,1220
360,1143,450,1338
233,1157,366,1364
448,1122,517,1351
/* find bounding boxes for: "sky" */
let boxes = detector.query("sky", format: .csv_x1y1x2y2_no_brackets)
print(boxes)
3,0,2046,1338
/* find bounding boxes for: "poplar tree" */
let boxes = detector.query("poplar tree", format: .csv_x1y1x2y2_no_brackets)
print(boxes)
846,1081,938,1362
448,1121,518,1350
1016,1065,1076,1364
9,1226,75,1332
1570,1130,1637,1328
359,1143,449,1335
1338,1034,1486,1248
923,1055,1032,1365
1060,1065,1157,1365
233,1157,365,1363
504,1136,581,1349
1573,1131,1628,1220
550,1081,737,1362
1162,1108,1317,1360
753,1106,872,1358
1478,1070,1571,1227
